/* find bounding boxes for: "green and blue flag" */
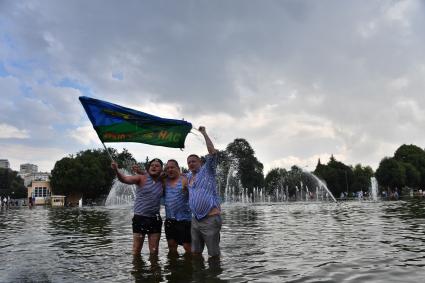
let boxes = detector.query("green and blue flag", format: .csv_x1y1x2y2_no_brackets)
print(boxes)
79,96,192,148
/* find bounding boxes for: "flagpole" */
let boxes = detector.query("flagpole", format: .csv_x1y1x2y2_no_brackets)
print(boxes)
101,142,115,162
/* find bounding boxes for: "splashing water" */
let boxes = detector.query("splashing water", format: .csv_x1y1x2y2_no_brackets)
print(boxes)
105,169,136,206
222,165,337,203
369,177,379,201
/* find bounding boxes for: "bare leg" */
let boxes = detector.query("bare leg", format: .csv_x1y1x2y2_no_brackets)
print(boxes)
133,233,145,256
183,242,191,254
147,233,161,255
167,239,178,254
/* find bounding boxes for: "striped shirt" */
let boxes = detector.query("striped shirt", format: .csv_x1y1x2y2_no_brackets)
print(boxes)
134,176,163,217
164,176,192,221
187,153,221,220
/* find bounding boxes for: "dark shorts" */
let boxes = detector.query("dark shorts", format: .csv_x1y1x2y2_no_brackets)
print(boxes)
164,218,191,245
132,214,162,235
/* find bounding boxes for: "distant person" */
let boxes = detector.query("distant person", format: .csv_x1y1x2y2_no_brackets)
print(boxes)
163,159,192,254
112,158,164,256
187,126,221,257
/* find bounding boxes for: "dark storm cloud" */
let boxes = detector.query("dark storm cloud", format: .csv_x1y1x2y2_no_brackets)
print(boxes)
1,0,424,171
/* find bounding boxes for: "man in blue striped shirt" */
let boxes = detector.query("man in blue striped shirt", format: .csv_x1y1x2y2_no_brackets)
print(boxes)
112,159,163,256
164,159,192,254
187,126,222,257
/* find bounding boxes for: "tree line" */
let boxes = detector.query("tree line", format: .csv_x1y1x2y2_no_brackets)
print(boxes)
2,140,424,201
0,168,27,199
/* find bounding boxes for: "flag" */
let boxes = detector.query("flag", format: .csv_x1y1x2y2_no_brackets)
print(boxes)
79,96,192,148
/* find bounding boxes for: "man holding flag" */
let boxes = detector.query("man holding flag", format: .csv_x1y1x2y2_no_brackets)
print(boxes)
111,158,164,256
187,126,222,258
79,96,223,257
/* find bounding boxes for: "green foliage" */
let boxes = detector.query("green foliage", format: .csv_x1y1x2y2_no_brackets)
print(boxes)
216,150,231,194
375,157,405,189
264,166,319,198
50,148,136,200
0,168,27,198
393,144,425,187
402,162,420,188
265,168,287,194
351,164,374,193
314,155,354,197
225,138,264,193
215,139,264,196
375,144,425,190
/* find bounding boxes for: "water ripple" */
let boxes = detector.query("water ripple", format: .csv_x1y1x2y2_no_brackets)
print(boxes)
1,200,425,282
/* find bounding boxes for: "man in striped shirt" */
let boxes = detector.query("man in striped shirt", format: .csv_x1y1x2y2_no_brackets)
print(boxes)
187,126,222,257
163,159,192,254
111,159,163,256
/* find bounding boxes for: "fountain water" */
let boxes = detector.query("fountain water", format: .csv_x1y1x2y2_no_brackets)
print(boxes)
300,169,337,202
105,169,136,206
225,163,238,203
222,166,337,203
369,177,379,201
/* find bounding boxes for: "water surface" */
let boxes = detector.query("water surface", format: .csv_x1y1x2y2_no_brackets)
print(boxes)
1,199,425,282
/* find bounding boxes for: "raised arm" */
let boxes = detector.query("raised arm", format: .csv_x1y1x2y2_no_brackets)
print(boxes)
111,162,145,185
199,126,217,155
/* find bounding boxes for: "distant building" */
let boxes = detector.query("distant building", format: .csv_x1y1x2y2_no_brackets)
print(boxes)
27,180,52,205
0,159,10,169
20,163,38,174
51,195,65,207
23,172,51,187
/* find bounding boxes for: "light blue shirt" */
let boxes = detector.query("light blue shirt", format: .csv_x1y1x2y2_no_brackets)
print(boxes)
134,176,163,217
187,153,221,220
164,176,192,221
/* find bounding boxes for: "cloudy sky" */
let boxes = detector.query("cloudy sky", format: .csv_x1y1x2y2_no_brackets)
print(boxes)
1,0,425,174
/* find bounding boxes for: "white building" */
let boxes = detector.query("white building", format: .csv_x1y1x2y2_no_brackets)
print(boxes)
0,159,10,169
28,180,52,205
23,172,51,187
20,163,38,174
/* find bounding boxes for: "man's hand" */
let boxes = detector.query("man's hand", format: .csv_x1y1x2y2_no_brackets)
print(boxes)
198,125,216,154
132,164,145,175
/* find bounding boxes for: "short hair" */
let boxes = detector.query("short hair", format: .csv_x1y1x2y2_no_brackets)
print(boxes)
166,159,179,167
148,158,163,168
187,154,200,160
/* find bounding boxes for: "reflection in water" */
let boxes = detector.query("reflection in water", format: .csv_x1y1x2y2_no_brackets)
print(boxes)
184,255,225,283
132,255,162,283
1,200,425,282
47,207,113,235
47,207,113,253
381,199,425,262
131,253,226,283
164,253,194,282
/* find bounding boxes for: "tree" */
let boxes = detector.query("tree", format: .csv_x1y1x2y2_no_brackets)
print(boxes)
401,162,420,188
50,148,135,200
0,168,27,198
216,150,231,195
375,157,406,190
351,164,374,193
314,155,353,197
225,138,264,194
264,168,287,194
393,144,425,188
